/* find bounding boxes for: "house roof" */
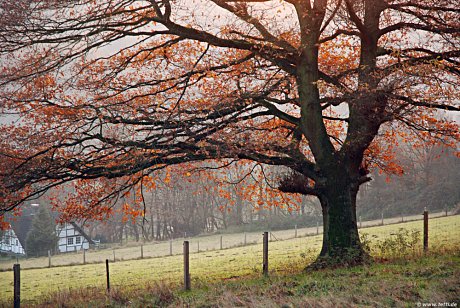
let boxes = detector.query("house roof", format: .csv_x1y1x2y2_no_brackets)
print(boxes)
70,222,95,245
10,212,35,249
10,205,96,250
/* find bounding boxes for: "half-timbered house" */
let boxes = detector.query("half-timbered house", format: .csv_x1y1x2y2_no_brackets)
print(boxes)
56,222,95,253
0,228,25,255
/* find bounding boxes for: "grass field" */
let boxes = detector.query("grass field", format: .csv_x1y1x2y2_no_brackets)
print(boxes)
0,211,451,271
0,215,459,306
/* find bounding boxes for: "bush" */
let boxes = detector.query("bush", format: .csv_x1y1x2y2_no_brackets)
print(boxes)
373,228,421,258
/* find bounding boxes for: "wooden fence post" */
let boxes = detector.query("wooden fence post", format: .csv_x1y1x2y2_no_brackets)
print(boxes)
141,245,144,259
220,236,223,250
105,259,110,292
48,250,51,268
294,225,297,238
197,241,200,253
263,231,268,277
244,233,247,246
13,264,20,308
183,241,190,291
83,249,86,265
381,212,384,226
424,209,429,253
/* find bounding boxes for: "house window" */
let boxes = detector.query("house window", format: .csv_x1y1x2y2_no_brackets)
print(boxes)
76,236,81,244
4,238,9,245
67,237,74,245
15,240,18,246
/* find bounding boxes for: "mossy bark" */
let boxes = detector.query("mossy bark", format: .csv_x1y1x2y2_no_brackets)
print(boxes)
311,174,369,268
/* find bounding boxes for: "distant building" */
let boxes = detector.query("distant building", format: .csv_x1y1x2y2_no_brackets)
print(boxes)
56,222,95,253
3,204,95,255
0,228,25,255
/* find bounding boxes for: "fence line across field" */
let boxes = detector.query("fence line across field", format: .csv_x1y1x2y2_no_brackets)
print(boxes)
8,211,435,305
0,210,453,271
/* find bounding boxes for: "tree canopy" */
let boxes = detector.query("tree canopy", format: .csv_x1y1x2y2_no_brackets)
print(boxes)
0,0,459,264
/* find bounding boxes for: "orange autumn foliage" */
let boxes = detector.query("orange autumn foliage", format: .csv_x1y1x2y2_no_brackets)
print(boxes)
0,1,458,235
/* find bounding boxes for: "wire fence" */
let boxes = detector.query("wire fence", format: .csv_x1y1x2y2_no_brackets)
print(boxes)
0,212,459,304
0,210,454,271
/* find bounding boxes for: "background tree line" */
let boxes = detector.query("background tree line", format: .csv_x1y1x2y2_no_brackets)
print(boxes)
86,141,459,244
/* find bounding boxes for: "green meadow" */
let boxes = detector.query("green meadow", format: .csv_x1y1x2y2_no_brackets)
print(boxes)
0,215,459,306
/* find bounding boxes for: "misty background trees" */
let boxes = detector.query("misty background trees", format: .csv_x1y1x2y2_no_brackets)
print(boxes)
85,141,459,244
358,144,460,219
3,137,458,247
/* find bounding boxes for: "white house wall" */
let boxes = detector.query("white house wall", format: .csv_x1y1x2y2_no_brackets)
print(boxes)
57,223,90,253
0,229,25,255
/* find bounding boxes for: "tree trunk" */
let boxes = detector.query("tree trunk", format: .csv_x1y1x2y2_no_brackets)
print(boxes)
150,214,155,240
132,222,140,242
235,192,243,225
222,206,228,229
315,178,368,267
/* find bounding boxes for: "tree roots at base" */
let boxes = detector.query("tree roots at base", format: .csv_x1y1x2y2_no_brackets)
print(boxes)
306,249,372,271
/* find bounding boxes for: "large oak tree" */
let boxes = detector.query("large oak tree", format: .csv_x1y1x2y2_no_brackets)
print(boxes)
0,0,459,265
